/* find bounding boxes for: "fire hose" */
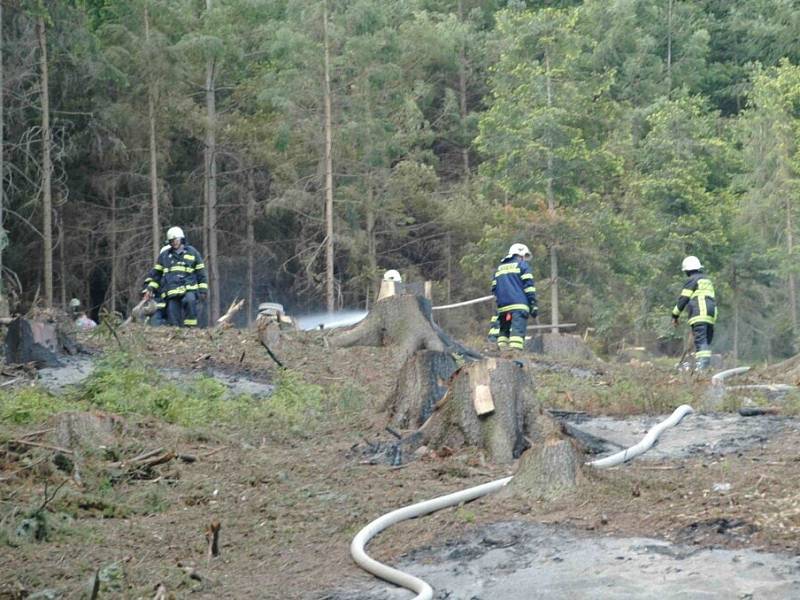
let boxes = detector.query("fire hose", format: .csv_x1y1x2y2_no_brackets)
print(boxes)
351,404,696,599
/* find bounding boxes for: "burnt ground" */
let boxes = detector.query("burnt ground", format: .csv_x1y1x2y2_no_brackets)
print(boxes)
2,323,800,598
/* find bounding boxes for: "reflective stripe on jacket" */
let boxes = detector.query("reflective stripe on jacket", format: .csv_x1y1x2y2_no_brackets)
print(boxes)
491,256,537,314
672,272,716,325
145,244,208,298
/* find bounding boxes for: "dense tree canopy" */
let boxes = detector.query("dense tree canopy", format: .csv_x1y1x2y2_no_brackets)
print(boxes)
3,0,800,360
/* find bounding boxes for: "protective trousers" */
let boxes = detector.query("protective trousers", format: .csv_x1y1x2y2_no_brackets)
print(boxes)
496,309,528,350
166,291,198,327
692,322,714,370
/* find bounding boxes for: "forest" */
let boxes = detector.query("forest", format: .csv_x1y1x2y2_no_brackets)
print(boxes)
3,0,800,360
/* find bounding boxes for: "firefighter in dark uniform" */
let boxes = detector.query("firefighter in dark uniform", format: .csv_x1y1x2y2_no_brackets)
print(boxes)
142,226,208,327
490,243,538,352
672,255,716,371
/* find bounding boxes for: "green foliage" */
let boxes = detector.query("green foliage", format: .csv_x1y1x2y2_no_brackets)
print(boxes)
0,387,78,425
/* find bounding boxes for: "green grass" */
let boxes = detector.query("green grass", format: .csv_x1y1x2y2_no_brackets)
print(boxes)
0,386,79,424
0,352,334,434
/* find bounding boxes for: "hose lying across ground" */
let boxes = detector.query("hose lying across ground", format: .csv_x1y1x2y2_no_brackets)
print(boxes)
351,404,696,599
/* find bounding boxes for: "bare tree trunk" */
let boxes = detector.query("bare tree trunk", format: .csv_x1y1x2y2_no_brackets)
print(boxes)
666,0,673,93
145,4,160,261
787,194,798,347
322,0,335,313
457,0,470,182
544,53,559,333
732,266,739,361
0,1,4,297
205,0,220,322
366,178,378,303
246,169,256,326
37,16,53,308
110,185,117,314
57,207,66,308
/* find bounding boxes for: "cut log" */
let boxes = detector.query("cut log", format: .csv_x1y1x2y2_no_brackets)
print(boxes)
385,350,458,428
505,415,583,500
418,358,541,464
4,318,63,367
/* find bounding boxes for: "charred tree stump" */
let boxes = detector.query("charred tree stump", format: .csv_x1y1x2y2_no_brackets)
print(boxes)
505,416,583,500
418,358,541,464
385,350,458,429
4,318,67,367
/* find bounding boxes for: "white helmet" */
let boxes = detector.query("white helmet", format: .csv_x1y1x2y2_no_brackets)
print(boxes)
166,226,185,242
68,298,81,309
383,269,402,282
681,256,703,272
507,243,531,259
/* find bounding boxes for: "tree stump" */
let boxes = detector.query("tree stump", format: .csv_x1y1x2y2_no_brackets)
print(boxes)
504,415,583,500
418,358,542,464
4,318,64,367
330,294,444,363
526,332,597,361
385,350,458,428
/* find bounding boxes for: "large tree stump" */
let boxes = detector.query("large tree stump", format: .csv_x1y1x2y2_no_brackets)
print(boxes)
504,415,583,500
385,350,458,428
4,318,64,367
418,358,541,464
330,295,446,364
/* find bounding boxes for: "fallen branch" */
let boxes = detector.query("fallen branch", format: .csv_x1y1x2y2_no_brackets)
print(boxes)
258,338,284,368
6,439,73,454
216,298,245,327
20,428,55,439
201,446,227,459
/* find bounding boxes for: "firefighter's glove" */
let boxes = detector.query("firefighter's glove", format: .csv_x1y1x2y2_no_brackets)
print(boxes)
530,307,538,319
671,316,679,327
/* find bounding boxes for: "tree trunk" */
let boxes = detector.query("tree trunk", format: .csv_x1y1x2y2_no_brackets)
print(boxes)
145,4,160,262
37,16,53,308
110,185,117,314
57,207,66,308
786,194,797,348
731,265,739,361
545,53,559,333
322,0,335,313
246,169,256,326
418,358,542,464
666,0,673,93
0,1,4,304
366,178,378,303
457,0,470,182
205,0,220,323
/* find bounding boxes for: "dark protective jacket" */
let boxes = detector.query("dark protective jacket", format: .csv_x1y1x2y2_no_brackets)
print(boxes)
491,256,537,314
145,244,208,299
672,271,716,325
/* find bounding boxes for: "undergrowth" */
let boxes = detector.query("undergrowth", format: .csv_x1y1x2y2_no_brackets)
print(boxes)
536,364,698,414
0,352,335,432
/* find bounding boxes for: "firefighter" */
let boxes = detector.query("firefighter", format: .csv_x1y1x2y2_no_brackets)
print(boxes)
490,243,537,352
672,255,716,371
142,226,208,327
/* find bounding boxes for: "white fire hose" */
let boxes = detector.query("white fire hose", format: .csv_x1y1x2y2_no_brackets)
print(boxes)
431,295,494,311
351,404,695,598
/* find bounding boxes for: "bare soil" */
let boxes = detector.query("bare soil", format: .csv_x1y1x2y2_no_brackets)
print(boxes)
2,324,800,599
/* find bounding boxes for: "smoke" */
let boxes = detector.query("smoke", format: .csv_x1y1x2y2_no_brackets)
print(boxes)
294,309,367,331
